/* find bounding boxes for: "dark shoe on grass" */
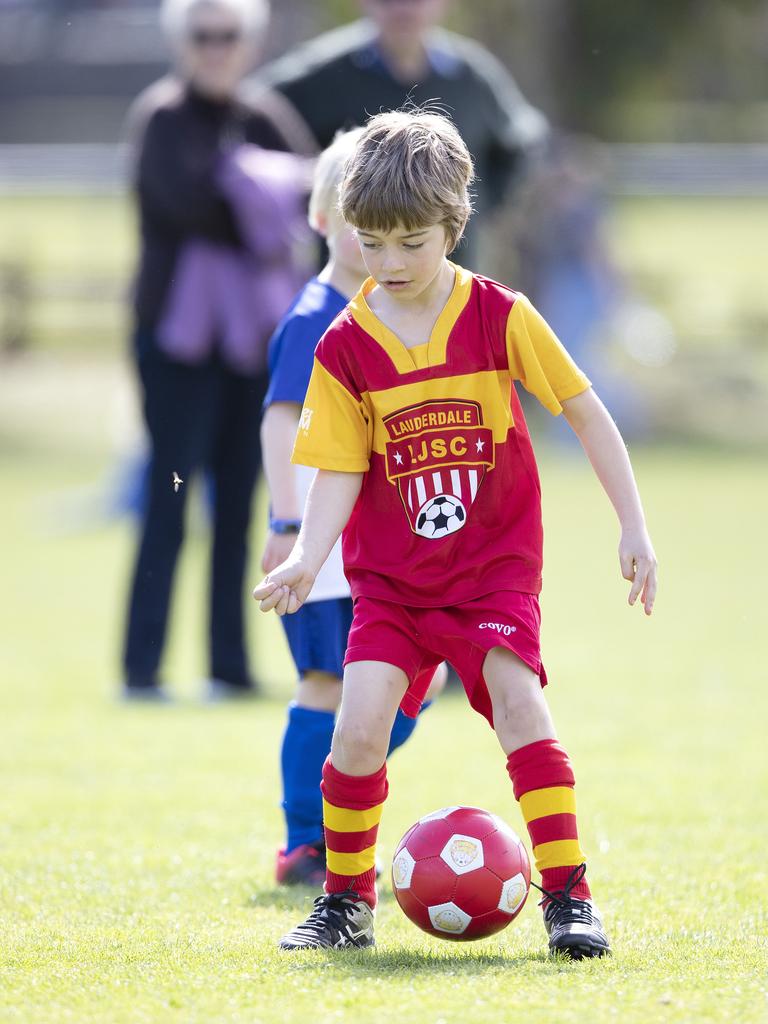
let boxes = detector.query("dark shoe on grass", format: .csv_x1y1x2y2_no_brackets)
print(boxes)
120,683,172,703
278,891,375,950
276,841,327,887
205,678,260,702
275,840,381,886
540,864,611,960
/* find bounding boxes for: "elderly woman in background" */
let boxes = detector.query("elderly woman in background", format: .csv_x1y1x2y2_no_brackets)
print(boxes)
122,0,309,701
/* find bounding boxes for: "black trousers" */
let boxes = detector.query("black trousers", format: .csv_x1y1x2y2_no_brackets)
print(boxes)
123,335,267,687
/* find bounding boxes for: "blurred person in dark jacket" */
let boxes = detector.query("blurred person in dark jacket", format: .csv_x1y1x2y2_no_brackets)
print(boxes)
252,0,548,268
517,137,647,442
122,0,310,702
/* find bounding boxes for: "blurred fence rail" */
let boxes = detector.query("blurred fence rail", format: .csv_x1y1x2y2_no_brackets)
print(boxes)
607,144,768,196
0,144,128,194
2,142,768,195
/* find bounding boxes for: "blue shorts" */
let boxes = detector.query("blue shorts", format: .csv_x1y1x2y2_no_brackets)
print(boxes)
280,598,354,680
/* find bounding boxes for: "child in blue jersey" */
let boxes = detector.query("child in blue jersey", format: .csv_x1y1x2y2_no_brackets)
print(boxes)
261,130,446,886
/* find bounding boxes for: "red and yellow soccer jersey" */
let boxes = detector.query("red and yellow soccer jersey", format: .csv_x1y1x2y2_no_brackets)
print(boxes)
292,264,590,607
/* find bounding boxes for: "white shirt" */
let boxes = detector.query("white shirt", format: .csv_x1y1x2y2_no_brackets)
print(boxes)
295,463,350,603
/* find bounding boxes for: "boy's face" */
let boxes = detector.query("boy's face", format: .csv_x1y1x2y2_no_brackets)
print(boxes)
355,223,449,302
325,209,368,278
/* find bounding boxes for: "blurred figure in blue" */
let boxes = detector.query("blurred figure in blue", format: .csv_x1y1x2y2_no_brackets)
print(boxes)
252,0,548,269
121,0,310,701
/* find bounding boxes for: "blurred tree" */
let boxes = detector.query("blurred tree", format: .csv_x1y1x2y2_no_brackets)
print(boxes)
448,0,767,137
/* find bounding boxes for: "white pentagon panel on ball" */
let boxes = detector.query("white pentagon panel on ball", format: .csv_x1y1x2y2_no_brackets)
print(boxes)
418,806,460,824
498,872,528,915
439,833,485,875
428,902,472,935
391,848,416,890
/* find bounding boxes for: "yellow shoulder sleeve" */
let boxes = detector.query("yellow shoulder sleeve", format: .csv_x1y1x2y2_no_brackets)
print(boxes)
505,294,590,415
291,358,371,472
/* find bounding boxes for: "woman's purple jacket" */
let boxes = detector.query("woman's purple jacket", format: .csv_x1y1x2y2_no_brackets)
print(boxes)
157,145,311,374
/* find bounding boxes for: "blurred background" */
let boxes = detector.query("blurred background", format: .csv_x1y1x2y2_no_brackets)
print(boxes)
1,0,767,697
2,10,766,1019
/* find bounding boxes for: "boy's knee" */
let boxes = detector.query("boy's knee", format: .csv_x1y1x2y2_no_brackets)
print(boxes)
484,649,546,712
333,716,389,772
495,680,548,727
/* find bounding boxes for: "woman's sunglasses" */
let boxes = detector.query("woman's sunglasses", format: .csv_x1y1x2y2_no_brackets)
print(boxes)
188,28,242,48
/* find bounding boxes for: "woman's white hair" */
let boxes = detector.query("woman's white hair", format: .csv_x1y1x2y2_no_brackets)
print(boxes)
161,0,269,39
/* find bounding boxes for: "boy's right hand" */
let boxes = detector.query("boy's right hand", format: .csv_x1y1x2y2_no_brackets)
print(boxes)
260,531,297,574
252,558,316,616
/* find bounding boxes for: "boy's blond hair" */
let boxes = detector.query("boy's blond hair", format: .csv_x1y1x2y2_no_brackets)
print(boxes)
308,128,365,233
340,110,474,251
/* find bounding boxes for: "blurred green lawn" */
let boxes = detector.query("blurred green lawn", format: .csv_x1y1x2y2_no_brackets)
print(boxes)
0,434,766,1022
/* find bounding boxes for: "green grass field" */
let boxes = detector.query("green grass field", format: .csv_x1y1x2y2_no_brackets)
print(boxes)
1,188,766,1020
1,431,766,1022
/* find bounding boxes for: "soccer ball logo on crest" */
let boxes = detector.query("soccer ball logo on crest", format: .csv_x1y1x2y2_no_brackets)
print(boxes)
415,494,466,539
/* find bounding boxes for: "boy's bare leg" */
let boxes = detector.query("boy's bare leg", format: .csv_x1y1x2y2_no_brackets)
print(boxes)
483,646,610,958
424,661,448,701
280,661,434,890
483,647,557,754
331,660,409,774
279,660,407,950
296,671,342,712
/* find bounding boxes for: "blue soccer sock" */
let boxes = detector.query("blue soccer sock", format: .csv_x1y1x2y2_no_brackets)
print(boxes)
387,700,432,757
281,702,335,854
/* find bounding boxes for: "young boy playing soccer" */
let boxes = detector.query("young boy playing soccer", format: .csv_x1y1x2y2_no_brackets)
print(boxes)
253,110,658,958
261,129,446,887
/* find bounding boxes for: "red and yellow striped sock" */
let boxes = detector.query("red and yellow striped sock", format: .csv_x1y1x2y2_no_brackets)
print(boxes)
321,758,387,909
506,738,591,901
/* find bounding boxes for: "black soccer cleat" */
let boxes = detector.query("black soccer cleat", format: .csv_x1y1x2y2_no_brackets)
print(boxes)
537,864,611,960
278,890,375,950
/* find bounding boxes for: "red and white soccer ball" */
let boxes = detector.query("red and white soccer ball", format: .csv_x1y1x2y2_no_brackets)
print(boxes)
391,806,531,941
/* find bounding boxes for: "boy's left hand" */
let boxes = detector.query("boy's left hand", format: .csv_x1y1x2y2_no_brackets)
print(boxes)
619,527,657,615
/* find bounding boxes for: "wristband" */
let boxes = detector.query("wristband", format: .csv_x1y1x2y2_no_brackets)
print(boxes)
270,518,302,535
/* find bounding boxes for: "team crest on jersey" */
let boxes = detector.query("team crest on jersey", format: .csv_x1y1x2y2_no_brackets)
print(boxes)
383,399,494,539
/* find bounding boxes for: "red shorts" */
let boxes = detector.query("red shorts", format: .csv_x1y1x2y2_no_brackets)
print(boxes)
343,591,547,727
